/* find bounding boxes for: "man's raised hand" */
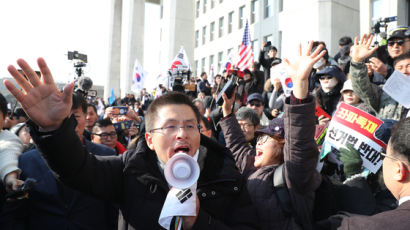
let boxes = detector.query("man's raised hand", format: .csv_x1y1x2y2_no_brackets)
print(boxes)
350,34,378,63
3,58,74,131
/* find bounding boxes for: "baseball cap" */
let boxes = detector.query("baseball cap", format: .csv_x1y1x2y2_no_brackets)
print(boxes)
340,79,354,93
316,65,346,82
247,93,263,104
255,118,284,139
387,26,410,41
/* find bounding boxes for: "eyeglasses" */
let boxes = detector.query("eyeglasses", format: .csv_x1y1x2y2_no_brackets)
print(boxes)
248,102,262,107
387,39,408,46
319,75,333,80
239,123,254,129
380,149,410,168
150,124,201,135
93,132,117,139
257,135,271,144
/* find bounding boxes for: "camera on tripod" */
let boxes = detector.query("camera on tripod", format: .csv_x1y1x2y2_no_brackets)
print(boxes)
372,16,397,34
67,51,97,98
168,65,191,91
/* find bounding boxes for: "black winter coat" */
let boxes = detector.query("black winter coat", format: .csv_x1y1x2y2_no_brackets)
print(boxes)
28,117,260,230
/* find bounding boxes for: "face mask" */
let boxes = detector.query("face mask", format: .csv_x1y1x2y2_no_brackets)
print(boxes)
313,58,325,69
320,77,339,92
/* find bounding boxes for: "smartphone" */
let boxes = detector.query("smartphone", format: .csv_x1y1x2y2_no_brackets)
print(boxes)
315,106,332,120
113,120,132,131
5,178,37,200
112,106,129,115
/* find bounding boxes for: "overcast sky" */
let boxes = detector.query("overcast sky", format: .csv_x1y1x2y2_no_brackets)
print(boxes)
0,0,160,88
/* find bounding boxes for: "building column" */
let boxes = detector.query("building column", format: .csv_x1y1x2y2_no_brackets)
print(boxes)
120,0,145,98
159,0,194,81
104,0,123,101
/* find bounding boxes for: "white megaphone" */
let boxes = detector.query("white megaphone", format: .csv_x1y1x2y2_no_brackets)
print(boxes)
164,152,200,189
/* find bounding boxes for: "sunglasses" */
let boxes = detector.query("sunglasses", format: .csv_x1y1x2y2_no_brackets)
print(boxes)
387,39,407,46
248,102,262,107
319,75,333,80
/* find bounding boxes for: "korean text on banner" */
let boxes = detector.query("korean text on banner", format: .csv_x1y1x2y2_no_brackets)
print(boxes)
322,102,386,174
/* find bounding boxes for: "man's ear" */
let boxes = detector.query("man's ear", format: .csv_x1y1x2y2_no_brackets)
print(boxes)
145,132,155,150
394,161,408,181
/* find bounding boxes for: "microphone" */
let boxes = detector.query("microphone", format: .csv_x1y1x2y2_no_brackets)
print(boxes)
164,153,200,189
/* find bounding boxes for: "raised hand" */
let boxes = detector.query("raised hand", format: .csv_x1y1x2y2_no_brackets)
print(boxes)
221,87,237,117
283,41,327,99
369,57,387,77
350,34,378,63
3,58,74,131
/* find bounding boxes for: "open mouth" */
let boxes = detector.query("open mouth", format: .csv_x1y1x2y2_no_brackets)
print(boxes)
174,146,190,154
255,149,263,157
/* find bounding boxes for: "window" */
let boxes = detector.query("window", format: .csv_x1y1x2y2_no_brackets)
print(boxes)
371,0,389,21
201,57,206,73
203,0,207,14
202,26,207,45
227,48,233,57
211,0,215,8
279,0,283,12
210,22,215,41
251,0,257,24
195,60,199,77
264,34,273,43
228,11,233,33
218,51,223,72
195,30,199,47
219,0,223,3
209,55,214,71
196,1,200,18
251,39,258,58
219,17,224,37
160,5,163,19
239,5,245,29
264,0,271,18
278,31,282,57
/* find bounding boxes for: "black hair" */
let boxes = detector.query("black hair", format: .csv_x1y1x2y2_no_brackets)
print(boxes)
389,117,410,163
145,92,200,132
0,93,7,118
92,118,114,134
72,92,87,114
312,41,329,61
87,103,97,114
269,46,278,52
393,52,410,68
200,116,212,131
339,36,353,46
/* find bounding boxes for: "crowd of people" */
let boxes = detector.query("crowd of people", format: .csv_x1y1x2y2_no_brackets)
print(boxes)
0,25,409,230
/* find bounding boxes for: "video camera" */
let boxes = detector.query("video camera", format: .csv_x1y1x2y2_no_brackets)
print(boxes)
168,65,191,92
67,51,97,98
216,68,245,106
372,16,397,34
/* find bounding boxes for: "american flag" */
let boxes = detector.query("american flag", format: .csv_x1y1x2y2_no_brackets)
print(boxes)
236,20,254,70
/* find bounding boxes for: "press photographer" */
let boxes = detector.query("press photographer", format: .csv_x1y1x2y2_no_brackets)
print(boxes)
259,41,282,82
